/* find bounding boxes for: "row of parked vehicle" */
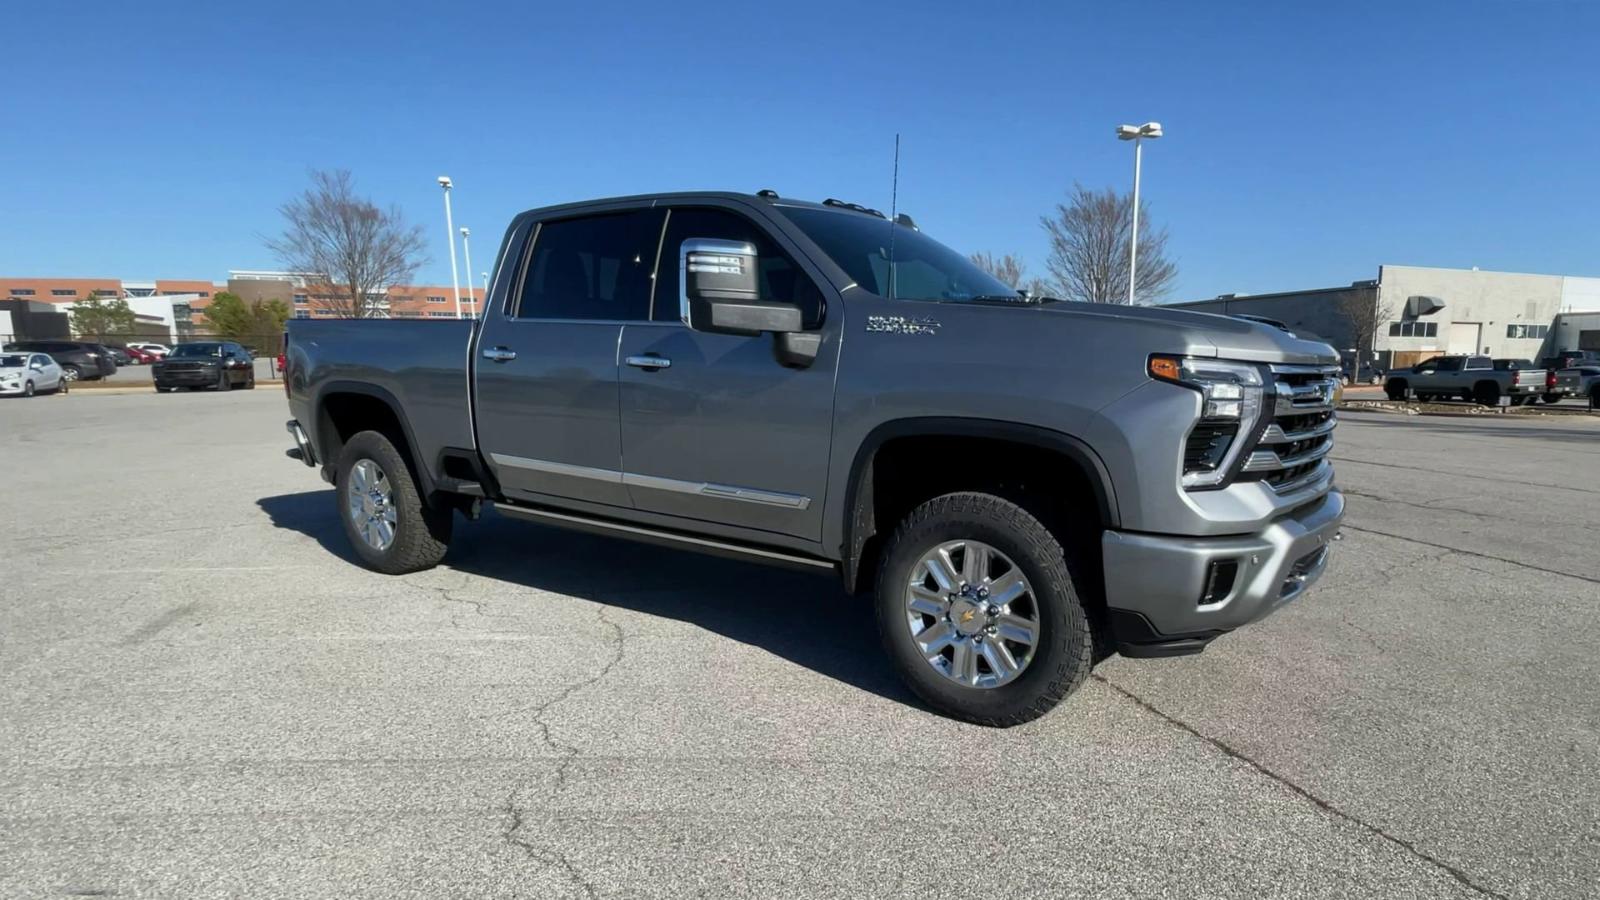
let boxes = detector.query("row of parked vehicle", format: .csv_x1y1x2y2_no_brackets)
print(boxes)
0,339,261,396
0,339,178,382
1381,351,1600,407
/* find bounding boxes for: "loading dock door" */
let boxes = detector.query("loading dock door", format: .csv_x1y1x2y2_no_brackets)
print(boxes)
1448,322,1482,355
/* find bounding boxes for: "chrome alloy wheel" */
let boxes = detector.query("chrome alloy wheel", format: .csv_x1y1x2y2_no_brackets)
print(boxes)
904,540,1039,689
346,458,397,551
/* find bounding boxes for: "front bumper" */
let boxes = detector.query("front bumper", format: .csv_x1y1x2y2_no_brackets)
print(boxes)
1102,489,1344,656
154,367,221,386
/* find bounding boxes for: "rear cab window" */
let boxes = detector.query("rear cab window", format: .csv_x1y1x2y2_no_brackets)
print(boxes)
513,210,663,322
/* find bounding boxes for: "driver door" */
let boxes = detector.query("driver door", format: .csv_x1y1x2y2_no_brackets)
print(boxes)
616,204,840,541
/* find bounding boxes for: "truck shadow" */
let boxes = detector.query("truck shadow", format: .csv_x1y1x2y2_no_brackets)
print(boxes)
256,490,913,707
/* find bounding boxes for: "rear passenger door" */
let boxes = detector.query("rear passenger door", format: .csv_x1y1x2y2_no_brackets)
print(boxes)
615,204,841,542
475,207,665,509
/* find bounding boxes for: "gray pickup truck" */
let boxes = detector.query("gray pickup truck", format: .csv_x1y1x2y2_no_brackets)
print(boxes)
283,190,1344,725
1383,355,1552,405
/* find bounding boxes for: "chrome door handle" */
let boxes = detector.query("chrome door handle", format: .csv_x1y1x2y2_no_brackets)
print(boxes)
482,347,517,363
625,355,671,370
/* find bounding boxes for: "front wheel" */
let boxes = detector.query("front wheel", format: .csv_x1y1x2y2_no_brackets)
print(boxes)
23,380,35,398
62,365,82,382
56,377,67,395
875,492,1092,727
1543,393,1563,405
335,430,452,574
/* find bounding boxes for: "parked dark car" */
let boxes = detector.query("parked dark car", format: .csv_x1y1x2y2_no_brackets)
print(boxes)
152,341,257,392
97,344,133,367
0,340,117,381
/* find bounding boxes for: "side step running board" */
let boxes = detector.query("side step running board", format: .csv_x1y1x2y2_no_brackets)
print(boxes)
491,503,838,573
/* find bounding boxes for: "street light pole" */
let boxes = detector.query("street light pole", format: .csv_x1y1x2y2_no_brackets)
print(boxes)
437,176,462,319
1116,122,1163,305
481,272,490,296
459,227,475,318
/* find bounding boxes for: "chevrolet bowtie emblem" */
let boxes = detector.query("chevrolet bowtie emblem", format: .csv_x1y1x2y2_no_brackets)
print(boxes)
959,609,977,624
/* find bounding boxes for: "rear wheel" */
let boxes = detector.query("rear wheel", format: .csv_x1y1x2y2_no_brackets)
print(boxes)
1473,382,1500,406
62,365,82,382
875,492,1091,727
336,430,452,574
1543,392,1562,405
1384,380,1408,401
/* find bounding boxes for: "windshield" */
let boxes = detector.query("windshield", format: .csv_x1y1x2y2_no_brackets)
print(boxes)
779,207,1021,302
0,354,27,368
169,343,223,358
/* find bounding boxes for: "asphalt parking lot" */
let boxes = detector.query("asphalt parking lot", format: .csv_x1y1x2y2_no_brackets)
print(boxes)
3,392,1597,899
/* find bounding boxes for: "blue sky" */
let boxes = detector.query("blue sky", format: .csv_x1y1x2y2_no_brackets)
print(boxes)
2,0,1596,301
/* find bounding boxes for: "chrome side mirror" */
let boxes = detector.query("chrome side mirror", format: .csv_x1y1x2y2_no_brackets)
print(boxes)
680,238,801,336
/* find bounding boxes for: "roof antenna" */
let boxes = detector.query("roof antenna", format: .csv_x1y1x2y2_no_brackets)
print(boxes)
887,133,900,299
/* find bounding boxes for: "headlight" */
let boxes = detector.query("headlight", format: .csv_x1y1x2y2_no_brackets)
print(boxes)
1149,356,1266,488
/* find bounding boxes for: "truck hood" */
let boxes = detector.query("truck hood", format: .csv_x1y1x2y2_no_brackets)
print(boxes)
1033,301,1340,366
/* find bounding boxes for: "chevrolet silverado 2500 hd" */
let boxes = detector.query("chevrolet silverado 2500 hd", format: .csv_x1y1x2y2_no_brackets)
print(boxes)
283,191,1345,725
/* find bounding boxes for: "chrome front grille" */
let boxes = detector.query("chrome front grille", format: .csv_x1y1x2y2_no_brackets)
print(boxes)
1241,364,1339,493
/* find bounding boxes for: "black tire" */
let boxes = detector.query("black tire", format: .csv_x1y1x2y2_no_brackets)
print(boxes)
155,385,171,393
335,430,452,574
244,371,256,389
56,377,67,395
1543,393,1562,405
1384,379,1408,401
214,368,231,392
874,492,1092,727
1473,382,1499,406
1590,387,1600,411
23,380,34,398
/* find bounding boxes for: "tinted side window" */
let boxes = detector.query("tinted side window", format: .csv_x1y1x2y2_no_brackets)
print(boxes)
655,207,825,327
516,211,662,321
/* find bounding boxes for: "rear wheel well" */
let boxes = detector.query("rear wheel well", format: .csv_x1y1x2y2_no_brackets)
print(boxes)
317,392,427,497
846,434,1107,622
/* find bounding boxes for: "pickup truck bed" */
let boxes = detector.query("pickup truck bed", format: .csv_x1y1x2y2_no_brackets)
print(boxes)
286,320,478,492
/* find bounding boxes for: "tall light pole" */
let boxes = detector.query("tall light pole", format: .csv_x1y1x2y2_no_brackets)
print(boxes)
437,176,462,319
481,272,490,296
1116,122,1163,305
459,227,475,318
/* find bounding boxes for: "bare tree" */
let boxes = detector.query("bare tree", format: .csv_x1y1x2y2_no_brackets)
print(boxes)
266,170,428,318
1040,184,1177,304
969,251,1052,298
1337,287,1396,362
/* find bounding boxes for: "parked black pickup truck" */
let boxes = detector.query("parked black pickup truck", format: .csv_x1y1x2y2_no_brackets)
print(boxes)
284,190,1344,725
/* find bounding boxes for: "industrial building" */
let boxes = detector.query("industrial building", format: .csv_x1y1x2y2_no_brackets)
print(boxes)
1171,264,1600,370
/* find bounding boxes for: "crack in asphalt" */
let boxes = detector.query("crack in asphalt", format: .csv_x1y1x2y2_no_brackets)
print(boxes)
1332,455,1600,496
1337,487,1502,523
415,575,498,629
1093,674,1510,900
500,799,600,900
1341,524,1600,587
499,605,627,898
